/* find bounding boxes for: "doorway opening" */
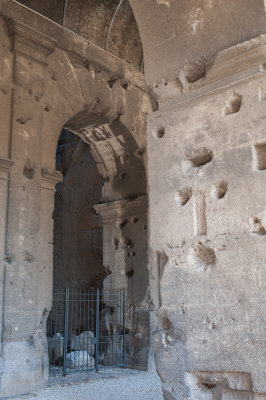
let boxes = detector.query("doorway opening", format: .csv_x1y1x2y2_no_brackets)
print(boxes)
52,129,105,291
47,129,124,375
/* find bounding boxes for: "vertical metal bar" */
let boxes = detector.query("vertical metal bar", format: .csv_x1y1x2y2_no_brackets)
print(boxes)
123,289,126,367
63,288,69,376
95,288,99,372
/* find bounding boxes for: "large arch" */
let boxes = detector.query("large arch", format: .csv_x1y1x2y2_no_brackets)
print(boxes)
0,13,152,397
11,0,143,68
129,0,266,86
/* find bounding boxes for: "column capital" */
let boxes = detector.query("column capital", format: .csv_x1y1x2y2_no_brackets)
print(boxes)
0,158,14,181
41,168,63,191
7,19,57,65
94,195,148,222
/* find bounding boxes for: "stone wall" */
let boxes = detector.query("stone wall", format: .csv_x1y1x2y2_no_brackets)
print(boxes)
147,35,266,399
130,0,266,85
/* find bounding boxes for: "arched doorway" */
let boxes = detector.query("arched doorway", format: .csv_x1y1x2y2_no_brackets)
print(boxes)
46,115,150,375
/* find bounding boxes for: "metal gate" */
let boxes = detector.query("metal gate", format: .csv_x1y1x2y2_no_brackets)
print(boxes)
47,287,126,376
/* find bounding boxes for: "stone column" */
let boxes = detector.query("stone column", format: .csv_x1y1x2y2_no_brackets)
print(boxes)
0,20,56,398
94,196,150,369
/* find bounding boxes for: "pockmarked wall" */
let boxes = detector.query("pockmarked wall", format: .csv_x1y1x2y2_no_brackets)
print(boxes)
147,36,266,400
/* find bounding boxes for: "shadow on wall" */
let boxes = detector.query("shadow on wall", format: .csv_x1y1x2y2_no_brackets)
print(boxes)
53,129,106,291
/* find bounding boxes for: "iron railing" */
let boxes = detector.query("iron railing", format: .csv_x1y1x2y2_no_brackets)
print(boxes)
47,287,126,376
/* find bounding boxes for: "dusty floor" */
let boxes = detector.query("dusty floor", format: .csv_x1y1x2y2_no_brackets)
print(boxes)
22,369,164,400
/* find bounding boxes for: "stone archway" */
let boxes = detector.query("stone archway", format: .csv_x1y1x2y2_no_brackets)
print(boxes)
0,16,152,397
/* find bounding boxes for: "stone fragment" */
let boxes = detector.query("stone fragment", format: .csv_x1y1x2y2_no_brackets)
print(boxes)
71,331,95,355
66,351,94,369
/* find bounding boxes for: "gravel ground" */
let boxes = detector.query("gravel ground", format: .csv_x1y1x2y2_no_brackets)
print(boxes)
22,370,164,400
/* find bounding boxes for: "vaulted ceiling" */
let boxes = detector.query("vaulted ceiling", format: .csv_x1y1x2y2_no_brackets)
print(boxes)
16,0,143,69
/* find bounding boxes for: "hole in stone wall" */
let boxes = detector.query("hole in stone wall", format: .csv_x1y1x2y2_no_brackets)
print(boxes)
222,92,242,116
187,243,215,270
175,187,192,206
180,57,208,83
182,147,213,172
108,77,117,88
153,126,165,139
23,159,35,180
211,180,228,199
113,237,119,249
250,216,266,235
252,142,266,170
117,219,128,229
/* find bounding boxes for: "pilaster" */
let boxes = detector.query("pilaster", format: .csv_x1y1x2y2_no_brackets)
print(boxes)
0,20,57,398
38,169,62,324
0,158,13,357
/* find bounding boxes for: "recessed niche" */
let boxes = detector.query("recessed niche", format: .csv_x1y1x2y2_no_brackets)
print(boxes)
252,142,266,170
222,92,242,116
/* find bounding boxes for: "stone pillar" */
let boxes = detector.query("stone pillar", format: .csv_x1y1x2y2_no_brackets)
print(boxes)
0,159,13,360
94,196,148,294
0,20,56,398
38,169,63,323
94,196,150,369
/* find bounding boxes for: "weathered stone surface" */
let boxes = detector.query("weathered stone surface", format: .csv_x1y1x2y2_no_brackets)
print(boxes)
1,2,266,400
47,333,64,362
147,34,266,399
